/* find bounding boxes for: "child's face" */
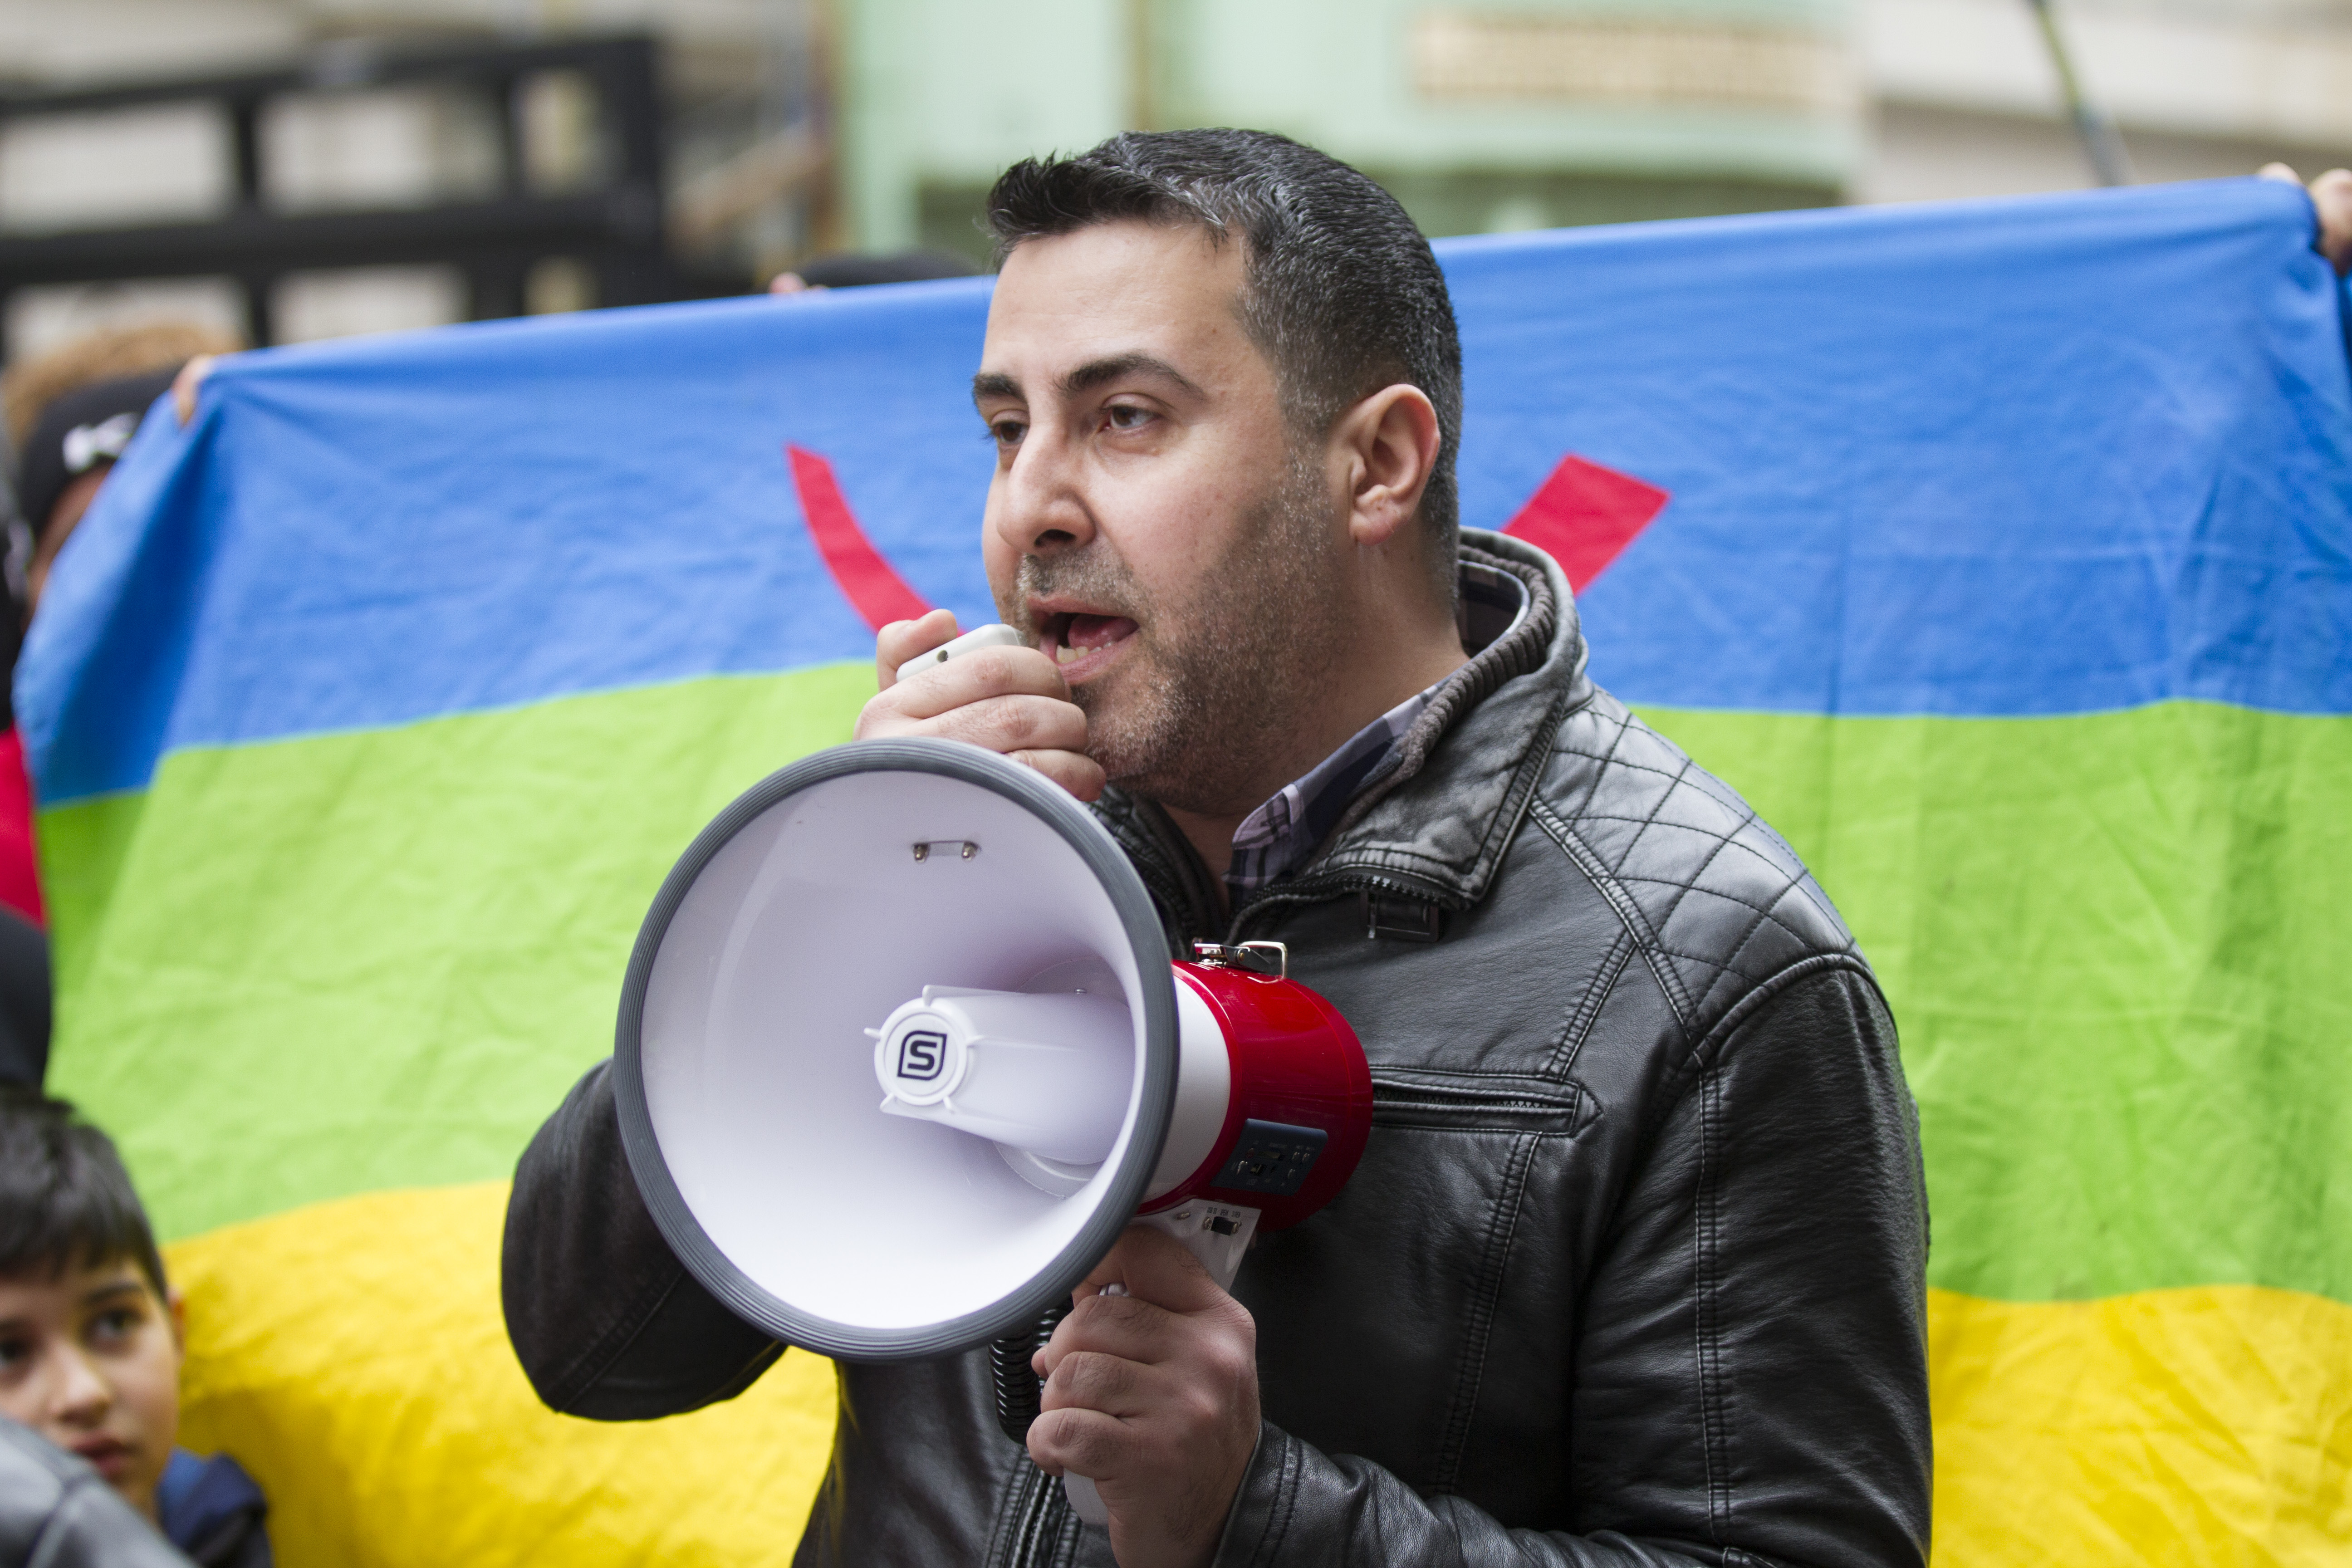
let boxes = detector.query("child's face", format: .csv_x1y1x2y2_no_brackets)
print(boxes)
0,1259,183,1521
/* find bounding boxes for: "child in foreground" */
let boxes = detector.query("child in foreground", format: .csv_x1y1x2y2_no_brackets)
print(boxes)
0,1089,270,1566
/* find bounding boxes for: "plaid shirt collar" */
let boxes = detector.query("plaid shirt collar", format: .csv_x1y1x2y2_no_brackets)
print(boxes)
1225,561,1529,901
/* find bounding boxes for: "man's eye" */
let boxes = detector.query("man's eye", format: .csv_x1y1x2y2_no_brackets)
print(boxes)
89,1309,138,1342
1105,405,1152,431
0,1338,26,1366
989,417,1026,446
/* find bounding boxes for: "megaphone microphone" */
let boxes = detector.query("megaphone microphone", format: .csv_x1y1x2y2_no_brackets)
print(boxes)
612,736,1372,1526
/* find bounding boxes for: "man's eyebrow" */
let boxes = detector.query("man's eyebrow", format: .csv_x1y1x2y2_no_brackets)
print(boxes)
1058,353,1203,402
971,371,1021,407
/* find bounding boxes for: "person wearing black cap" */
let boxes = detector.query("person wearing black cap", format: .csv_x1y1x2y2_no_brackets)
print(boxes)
11,368,180,618
0,365,184,1091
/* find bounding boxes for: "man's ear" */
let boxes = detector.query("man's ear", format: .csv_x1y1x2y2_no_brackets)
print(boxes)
1335,385,1442,550
166,1288,186,1358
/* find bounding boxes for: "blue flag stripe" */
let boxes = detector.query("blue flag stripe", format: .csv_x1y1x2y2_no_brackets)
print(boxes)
20,178,2352,806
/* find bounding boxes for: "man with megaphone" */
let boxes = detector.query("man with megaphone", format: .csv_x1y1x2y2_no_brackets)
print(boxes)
504,131,1931,1568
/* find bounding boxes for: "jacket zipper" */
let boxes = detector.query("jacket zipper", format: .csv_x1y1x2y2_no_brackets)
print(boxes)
1004,1461,1067,1568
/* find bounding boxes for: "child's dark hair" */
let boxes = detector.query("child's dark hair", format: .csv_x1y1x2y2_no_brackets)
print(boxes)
0,1088,166,1298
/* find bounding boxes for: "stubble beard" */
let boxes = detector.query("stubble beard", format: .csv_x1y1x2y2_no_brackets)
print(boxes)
1010,453,1344,818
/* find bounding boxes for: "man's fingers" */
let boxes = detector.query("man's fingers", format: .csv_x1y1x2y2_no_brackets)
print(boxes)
1026,1405,1134,1480
1039,1348,1156,1417
1037,1289,1187,1379
1011,750,1106,802
874,609,960,690
1021,1228,1263,1553
851,686,1098,799
2312,168,2352,273
2258,162,2303,186
921,694,1089,757
881,646,1070,717
1082,1225,1232,1316
856,620,1099,799
856,689,1086,752
1029,1226,1251,1377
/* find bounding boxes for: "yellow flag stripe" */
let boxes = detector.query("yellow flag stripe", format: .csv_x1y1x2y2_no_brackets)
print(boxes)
1928,1286,2352,1565
167,1182,834,1567
163,1188,2350,1565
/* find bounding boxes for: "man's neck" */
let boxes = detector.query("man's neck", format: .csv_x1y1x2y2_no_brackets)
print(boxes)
1160,626,1468,897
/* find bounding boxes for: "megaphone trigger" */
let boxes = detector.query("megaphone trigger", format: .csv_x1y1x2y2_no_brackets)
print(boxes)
1132,1201,1259,1292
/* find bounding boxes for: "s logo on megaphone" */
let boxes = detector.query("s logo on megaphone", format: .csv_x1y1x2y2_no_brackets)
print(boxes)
897,1031,946,1082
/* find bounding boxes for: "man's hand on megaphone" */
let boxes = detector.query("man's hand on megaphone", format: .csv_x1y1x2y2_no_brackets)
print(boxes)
1029,1225,1259,1568
856,609,1107,801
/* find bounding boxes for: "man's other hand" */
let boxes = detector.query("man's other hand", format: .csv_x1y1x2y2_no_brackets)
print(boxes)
2259,163,2352,274
855,609,1106,800
1029,1225,1259,1568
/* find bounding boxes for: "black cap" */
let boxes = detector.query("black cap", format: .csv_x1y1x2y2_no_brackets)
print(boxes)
11,368,180,545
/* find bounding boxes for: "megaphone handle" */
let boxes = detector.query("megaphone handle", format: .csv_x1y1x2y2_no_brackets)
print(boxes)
1063,1472,1112,1525
1058,1202,1262,1528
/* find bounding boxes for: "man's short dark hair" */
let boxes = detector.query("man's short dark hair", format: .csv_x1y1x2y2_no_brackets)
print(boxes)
0,1089,167,1298
986,129,1464,602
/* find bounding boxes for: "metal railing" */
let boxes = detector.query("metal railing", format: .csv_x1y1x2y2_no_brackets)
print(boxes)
0,34,677,355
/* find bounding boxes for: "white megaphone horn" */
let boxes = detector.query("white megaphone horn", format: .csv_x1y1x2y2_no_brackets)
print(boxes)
611,737,1372,1523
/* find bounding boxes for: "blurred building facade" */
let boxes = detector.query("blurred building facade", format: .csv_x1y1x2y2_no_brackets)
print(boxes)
843,0,1857,265
1860,0,2352,201
0,0,2347,359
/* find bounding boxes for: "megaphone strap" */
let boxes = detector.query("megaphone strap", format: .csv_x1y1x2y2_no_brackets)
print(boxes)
1190,940,1288,979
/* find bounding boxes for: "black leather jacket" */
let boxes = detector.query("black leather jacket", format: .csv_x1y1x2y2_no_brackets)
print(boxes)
504,530,1932,1567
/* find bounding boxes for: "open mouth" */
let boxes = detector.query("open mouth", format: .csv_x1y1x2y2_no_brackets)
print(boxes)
1038,609,1139,682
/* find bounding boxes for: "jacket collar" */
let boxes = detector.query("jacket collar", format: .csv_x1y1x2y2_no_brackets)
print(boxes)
1093,529,1590,941
1292,529,1586,908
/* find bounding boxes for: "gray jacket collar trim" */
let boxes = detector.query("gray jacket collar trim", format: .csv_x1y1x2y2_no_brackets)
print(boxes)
1291,529,1589,907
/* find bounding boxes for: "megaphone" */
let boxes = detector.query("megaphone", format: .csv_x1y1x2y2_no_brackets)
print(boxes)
611,737,1372,1519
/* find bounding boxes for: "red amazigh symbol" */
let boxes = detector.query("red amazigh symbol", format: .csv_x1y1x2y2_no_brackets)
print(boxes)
1502,455,1669,593
789,444,1664,627
786,445,935,631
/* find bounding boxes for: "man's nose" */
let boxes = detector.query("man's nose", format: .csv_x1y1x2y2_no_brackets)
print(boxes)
991,427,1096,558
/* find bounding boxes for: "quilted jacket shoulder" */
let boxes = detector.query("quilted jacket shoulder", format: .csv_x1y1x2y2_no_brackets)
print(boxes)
1271,528,1872,1049
1537,693,1862,1057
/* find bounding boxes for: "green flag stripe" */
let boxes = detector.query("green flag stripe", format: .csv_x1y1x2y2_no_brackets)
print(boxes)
43,682,2349,1308
44,664,872,1240
1645,702,2350,1307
